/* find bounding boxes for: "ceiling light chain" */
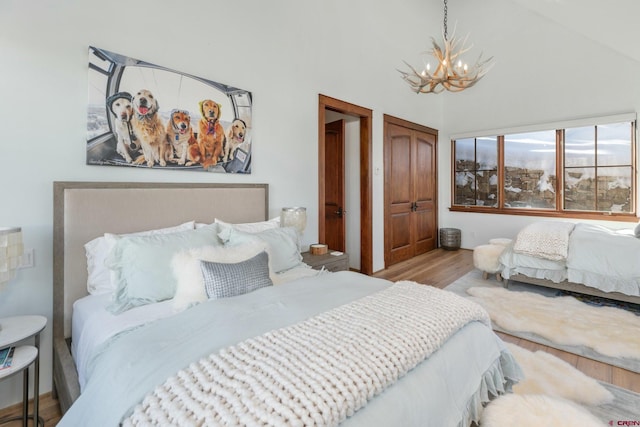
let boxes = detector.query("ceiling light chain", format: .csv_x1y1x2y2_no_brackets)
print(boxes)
443,0,448,40
399,0,494,94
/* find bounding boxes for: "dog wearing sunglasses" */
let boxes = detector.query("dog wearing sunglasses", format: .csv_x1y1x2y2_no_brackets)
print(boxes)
166,109,199,166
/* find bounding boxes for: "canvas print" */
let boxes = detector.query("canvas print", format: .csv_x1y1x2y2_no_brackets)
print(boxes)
87,46,252,173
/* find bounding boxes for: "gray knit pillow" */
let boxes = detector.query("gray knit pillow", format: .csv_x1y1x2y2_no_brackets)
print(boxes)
200,251,273,299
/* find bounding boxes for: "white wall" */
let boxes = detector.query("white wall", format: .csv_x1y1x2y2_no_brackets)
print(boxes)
0,0,443,408
439,0,640,249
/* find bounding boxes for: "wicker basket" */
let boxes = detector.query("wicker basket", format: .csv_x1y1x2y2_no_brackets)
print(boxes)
439,228,461,251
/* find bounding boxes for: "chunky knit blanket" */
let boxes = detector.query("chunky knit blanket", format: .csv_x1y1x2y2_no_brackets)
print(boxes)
513,221,575,261
123,281,490,426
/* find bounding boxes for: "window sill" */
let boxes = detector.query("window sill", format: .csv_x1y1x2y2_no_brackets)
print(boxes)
448,205,637,223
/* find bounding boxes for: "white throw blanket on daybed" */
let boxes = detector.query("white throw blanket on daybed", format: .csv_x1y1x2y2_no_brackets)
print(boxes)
124,282,490,426
513,221,576,261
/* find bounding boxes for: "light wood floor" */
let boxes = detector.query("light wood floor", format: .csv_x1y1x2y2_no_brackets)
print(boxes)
0,392,61,427
2,248,638,425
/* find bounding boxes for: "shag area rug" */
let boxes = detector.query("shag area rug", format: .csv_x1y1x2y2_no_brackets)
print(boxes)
482,344,639,426
505,343,612,405
481,394,603,427
445,270,640,373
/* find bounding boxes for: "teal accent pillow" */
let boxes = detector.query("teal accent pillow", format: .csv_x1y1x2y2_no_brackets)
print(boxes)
106,224,222,314
219,226,302,273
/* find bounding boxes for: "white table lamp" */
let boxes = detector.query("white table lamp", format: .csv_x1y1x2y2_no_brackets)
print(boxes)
0,227,23,286
280,207,307,234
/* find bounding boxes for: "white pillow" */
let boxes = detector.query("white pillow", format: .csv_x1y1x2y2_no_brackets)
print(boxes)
219,226,303,273
171,240,274,312
84,221,194,295
106,225,221,314
213,217,280,233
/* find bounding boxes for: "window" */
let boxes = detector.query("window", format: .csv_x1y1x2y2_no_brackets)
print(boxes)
504,130,557,210
564,123,633,213
454,137,498,206
451,118,636,220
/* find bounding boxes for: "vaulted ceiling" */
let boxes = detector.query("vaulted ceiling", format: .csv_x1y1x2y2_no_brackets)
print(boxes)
508,0,640,63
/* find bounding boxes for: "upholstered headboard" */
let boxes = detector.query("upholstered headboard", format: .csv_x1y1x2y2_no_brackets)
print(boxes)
52,182,268,339
52,181,268,411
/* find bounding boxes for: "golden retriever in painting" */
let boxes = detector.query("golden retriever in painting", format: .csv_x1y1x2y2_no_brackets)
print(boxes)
131,89,169,167
166,109,199,166
106,91,139,163
197,99,226,169
223,118,247,162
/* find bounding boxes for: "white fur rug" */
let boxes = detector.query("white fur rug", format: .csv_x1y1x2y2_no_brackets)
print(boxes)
481,394,602,427
467,286,640,360
481,344,612,426
506,343,613,406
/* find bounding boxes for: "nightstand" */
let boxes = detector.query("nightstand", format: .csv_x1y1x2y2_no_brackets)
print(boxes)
0,315,46,427
302,250,349,272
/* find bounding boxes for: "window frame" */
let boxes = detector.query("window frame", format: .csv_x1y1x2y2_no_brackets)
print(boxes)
450,116,637,222
453,136,499,207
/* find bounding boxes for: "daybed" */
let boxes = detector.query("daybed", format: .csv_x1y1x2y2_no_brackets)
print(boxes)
500,220,640,305
52,182,520,426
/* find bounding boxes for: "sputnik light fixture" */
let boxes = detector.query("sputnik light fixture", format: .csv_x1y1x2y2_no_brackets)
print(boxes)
399,0,494,94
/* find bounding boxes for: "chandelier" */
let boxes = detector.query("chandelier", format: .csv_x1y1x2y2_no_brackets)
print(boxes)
399,0,494,94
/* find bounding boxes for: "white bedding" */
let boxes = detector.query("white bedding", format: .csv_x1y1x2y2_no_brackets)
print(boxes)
61,271,521,427
500,221,640,298
499,242,567,283
71,295,174,390
71,264,323,390
567,223,640,296
124,281,490,425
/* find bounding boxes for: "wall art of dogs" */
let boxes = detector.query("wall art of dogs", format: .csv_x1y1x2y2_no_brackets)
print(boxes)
166,109,199,166
131,89,170,167
106,91,139,163
197,99,226,169
223,118,247,162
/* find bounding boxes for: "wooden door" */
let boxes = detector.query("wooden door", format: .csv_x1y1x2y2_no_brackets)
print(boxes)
384,116,437,267
413,130,437,254
318,95,373,275
324,119,346,252
386,123,413,264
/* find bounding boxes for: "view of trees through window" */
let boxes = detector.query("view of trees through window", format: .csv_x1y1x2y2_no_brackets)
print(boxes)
454,137,497,206
452,119,635,216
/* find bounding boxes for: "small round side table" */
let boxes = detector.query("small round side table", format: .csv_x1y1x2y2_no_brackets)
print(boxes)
0,316,47,427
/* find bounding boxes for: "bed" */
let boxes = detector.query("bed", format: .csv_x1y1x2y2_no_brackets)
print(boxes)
500,221,640,305
53,181,520,426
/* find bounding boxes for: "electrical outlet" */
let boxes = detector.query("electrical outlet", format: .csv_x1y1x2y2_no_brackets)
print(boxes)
19,248,35,268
